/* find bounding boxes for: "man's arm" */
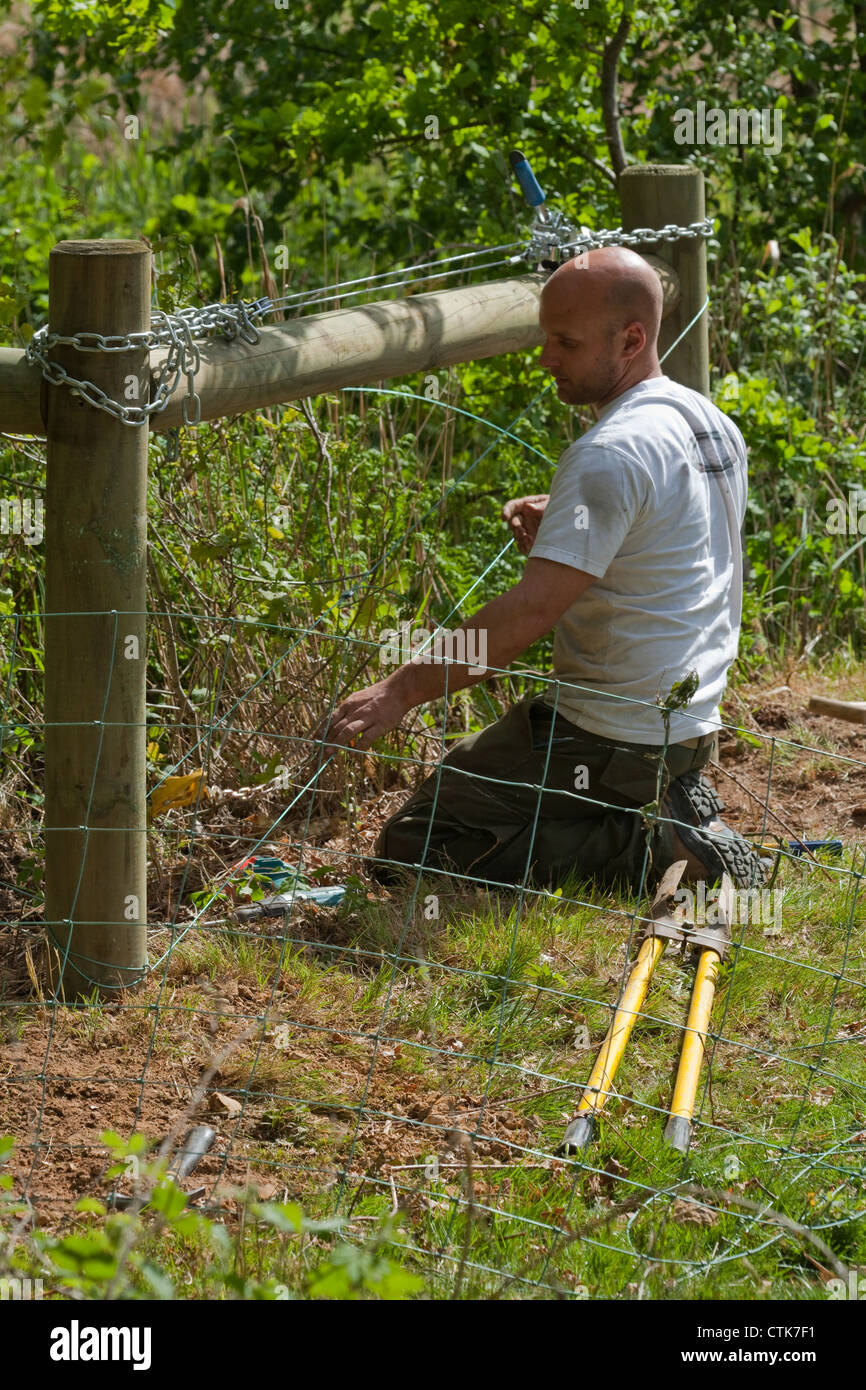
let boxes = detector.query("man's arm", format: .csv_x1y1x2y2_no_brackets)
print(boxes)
319,556,595,750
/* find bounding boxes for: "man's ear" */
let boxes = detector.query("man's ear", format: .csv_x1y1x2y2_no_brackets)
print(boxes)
622,320,648,361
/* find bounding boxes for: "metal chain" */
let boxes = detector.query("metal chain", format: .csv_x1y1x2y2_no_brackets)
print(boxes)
526,212,715,264
24,220,714,424
562,219,714,252
25,298,272,428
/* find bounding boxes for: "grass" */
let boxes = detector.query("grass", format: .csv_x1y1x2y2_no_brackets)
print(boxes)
2,841,865,1300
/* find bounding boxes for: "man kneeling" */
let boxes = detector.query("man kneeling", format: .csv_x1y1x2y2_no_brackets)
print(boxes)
319,247,763,892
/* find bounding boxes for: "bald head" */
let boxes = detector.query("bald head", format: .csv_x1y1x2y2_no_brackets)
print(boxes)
543,246,663,339
538,246,664,407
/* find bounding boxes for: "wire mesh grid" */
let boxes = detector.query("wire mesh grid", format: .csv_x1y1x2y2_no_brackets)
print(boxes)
1,350,865,1298
2,586,866,1298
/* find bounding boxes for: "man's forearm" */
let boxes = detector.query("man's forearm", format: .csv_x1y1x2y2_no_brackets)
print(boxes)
388,584,549,710
319,559,593,751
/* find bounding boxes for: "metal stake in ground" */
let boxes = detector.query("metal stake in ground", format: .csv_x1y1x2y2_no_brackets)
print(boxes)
44,240,150,997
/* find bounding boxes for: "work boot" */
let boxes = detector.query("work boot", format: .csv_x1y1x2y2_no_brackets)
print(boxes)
656,772,766,889
666,769,726,824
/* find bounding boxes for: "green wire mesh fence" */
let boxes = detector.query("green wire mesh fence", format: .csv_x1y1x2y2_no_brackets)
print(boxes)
1,389,865,1300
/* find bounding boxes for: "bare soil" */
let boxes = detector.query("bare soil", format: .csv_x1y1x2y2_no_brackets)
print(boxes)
2,671,865,1227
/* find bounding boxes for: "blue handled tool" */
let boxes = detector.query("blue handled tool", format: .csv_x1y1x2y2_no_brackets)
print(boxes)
757,838,843,857
788,839,843,857
509,149,547,209
755,836,844,888
508,149,578,267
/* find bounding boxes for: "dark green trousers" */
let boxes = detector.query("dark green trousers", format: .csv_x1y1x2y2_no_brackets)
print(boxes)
372,696,715,892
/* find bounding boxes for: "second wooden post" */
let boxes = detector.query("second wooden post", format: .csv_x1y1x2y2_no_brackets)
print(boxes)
619,164,710,397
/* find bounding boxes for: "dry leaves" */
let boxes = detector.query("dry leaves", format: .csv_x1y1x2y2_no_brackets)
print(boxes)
209,1091,243,1117
670,1198,717,1226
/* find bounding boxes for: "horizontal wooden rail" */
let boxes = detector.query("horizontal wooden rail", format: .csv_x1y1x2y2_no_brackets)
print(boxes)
0,259,680,437
0,347,42,435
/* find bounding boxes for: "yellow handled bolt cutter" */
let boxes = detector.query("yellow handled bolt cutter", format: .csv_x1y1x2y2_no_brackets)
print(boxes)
559,862,732,1154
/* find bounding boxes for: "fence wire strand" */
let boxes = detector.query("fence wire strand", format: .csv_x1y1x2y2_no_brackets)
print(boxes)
1,342,865,1302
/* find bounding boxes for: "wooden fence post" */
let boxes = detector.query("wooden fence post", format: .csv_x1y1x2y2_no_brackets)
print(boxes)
44,240,150,997
619,166,717,766
619,164,710,396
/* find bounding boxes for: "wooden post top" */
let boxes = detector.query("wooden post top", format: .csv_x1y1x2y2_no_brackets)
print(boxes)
50,239,151,256
620,165,702,178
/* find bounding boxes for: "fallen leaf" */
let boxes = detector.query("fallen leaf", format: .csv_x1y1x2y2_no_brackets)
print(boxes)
209,1091,242,1117
810,1087,835,1107
599,1157,629,1194
271,1024,296,1051
148,769,205,820
671,1198,717,1226
806,1255,839,1284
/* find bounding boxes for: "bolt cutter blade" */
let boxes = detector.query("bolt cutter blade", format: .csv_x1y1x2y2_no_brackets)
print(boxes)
558,1114,595,1155
663,1114,692,1153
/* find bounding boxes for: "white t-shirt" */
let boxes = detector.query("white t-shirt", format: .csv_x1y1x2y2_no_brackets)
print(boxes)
530,375,747,745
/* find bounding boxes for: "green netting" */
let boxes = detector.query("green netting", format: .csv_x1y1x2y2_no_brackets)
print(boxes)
1,352,865,1301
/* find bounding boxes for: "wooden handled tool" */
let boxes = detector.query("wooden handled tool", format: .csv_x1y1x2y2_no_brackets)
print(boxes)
808,696,866,725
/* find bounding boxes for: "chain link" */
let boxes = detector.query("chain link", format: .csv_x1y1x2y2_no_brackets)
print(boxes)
526,212,715,264
25,220,713,424
26,298,272,428
564,219,714,252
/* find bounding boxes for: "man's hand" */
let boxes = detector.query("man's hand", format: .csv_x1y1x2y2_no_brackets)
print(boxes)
315,556,594,756
316,676,410,753
501,494,550,555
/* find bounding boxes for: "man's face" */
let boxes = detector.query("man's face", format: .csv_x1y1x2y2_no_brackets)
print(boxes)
538,287,624,406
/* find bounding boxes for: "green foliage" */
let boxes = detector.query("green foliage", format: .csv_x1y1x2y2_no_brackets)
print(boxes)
1,1,864,811
5,0,861,324
661,670,700,713
0,1133,423,1301
720,365,866,655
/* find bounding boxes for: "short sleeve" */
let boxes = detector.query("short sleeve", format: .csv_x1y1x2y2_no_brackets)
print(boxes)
530,443,647,578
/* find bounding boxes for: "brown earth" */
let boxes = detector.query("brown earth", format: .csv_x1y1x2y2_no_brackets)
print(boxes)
0,960,556,1226
2,672,865,1227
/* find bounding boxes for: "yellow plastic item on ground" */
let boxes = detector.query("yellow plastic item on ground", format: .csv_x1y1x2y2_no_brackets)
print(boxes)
148,769,206,821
